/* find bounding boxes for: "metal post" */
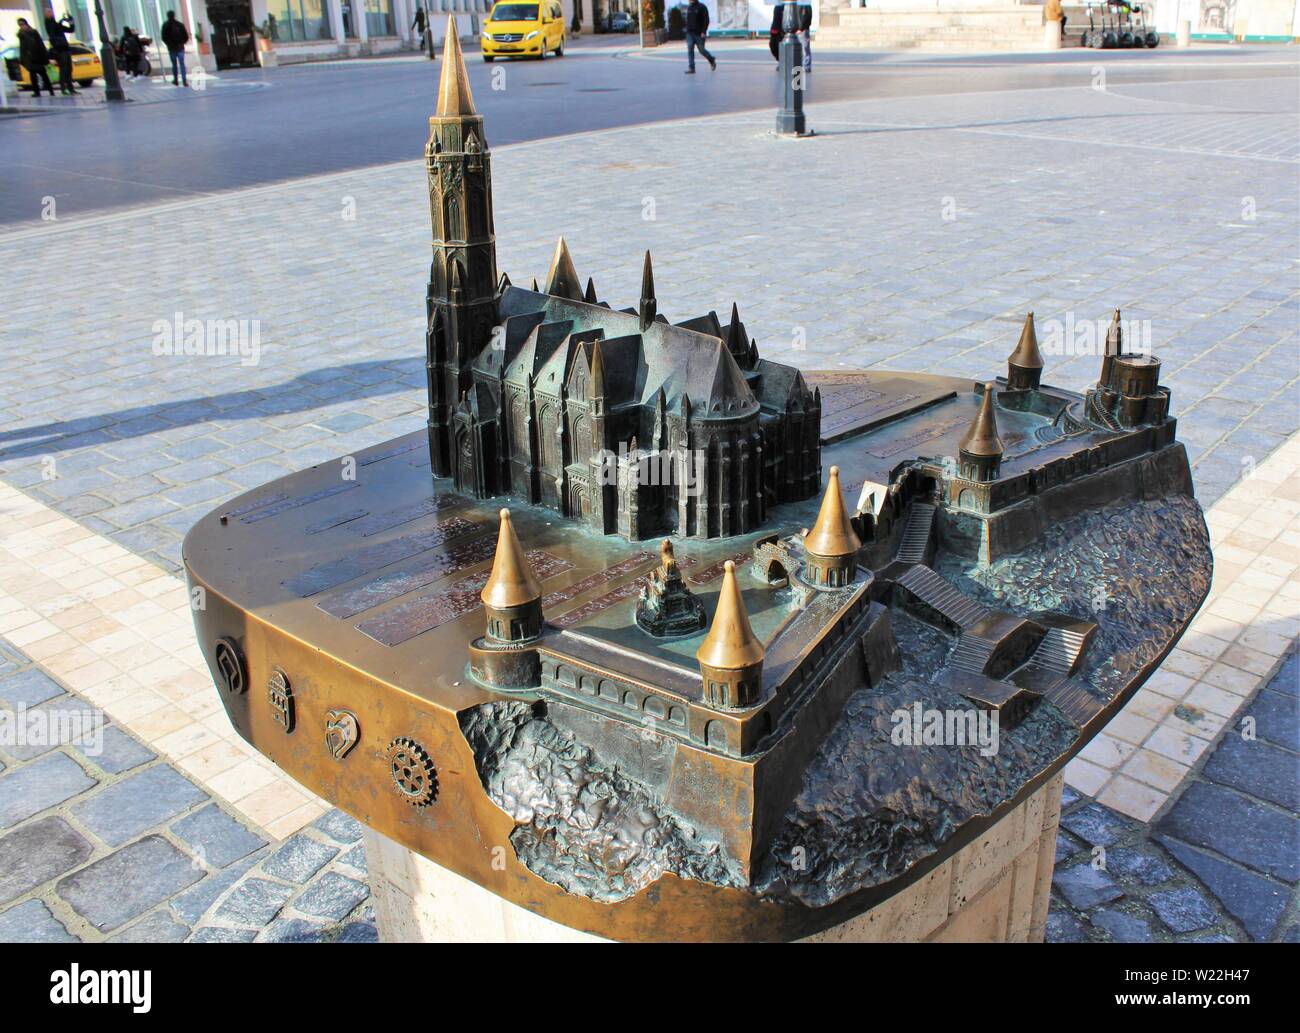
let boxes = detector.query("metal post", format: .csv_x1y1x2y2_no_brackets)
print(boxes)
774,1,805,136
94,0,126,102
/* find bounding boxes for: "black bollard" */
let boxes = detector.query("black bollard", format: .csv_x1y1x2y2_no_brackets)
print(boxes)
775,2,806,136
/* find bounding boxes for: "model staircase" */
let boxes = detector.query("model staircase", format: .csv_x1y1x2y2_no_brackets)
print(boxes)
1021,625,1092,676
896,503,936,564
951,634,998,674
895,564,991,631
1087,391,1122,431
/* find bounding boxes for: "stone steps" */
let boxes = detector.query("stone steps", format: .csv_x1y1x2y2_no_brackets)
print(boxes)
895,564,992,631
896,502,936,564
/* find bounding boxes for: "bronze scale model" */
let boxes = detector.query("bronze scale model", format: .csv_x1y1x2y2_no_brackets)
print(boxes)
185,20,1213,941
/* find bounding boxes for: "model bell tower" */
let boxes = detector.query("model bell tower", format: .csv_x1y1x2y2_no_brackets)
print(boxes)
425,16,500,478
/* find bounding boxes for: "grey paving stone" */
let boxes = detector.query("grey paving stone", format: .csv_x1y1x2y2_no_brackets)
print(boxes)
107,910,191,943
1104,846,1174,887
1158,836,1290,943
0,899,80,943
171,803,267,869
1148,887,1218,935
74,725,155,775
1202,734,1299,811
337,919,379,943
57,835,203,932
1060,802,1135,848
214,877,294,927
189,926,258,943
1052,863,1124,910
1090,909,1155,943
1045,909,1093,943
262,834,339,884
1242,688,1299,751
258,916,330,943
1060,784,1082,810
337,843,368,874
293,872,370,921
1158,782,1300,883
314,808,364,844
0,667,64,707
1055,830,1084,865
1264,653,1298,699
0,814,94,904
170,850,266,925
70,764,207,847
0,752,98,829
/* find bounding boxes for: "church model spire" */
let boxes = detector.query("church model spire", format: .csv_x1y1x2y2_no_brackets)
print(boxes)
639,250,657,330
958,384,1004,482
802,466,862,588
545,237,583,301
424,15,500,479
1006,312,1044,391
697,561,765,709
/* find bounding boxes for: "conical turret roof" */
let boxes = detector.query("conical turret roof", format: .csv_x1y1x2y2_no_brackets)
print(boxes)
480,509,542,609
1009,312,1043,370
803,466,862,560
435,17,477,118
697,561,765,671
544,238,583,301
959,385,1004,458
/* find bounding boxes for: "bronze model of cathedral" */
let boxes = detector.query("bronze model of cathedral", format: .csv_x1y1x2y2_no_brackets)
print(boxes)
184,21,1213,941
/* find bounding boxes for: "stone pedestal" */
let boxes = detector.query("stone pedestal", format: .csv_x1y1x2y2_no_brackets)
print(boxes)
364,774,1065,943
1177,19,1192,46
1043,20,1062,48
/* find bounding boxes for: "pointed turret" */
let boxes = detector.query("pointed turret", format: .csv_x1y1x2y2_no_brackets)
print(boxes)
584,277,598,304
435,17,477,118
589,337,606,398
725,302,748,364
697,561,765,709
479,508,544,650
802,466,862,588
498,271,511,292
1007,312,1044,391
544,237,583,301
530,276,540,292
958,384,1004,483
1100,307,1123,387
639,250,657,330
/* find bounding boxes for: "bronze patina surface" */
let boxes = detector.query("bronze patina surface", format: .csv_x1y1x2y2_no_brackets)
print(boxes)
183,20,1212,942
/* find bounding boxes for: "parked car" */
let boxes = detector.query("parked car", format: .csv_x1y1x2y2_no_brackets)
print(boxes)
3,37,103,90
481,1,566,61
607,11,635,32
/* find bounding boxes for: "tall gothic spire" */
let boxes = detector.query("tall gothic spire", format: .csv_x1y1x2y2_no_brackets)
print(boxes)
959,385,1004,458
639,250,657,330
436,17,476,118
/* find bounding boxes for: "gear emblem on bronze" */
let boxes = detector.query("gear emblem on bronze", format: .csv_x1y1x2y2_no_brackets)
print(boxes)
386,737,438,807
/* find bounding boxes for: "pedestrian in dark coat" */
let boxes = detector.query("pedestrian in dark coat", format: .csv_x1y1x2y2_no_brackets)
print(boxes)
17,19,54,97
683,0,715,74
160,10,190,86
43,7,76,94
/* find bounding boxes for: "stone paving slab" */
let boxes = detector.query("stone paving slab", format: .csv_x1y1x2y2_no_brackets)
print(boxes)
0,637,285,942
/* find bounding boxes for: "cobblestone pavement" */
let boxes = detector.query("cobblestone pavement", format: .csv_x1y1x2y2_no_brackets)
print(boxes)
0,65,1296,942
1,72,1296,575
1047,649,1299,943
0,634,374,942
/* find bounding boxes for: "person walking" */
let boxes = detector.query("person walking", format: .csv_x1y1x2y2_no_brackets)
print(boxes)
683,0,715,74
412,5,426,49
120,25,144,77
160,10,190,86
43,7,76,95
17,18,54,98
